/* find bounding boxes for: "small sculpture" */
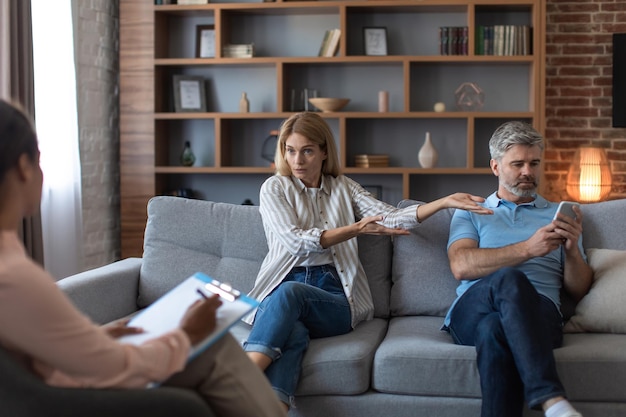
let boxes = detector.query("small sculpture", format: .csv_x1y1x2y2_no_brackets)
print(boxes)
455,82,485,111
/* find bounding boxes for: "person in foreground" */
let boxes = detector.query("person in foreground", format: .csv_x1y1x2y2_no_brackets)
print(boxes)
443,121,593,417
0,99,287,417
242,111,493,410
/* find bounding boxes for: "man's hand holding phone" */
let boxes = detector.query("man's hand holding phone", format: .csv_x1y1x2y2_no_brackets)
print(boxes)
552,201,580,221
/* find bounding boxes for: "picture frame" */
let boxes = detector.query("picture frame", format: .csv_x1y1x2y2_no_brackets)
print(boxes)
196,24,216,58
364,27,388,56
173,75,207,113
363,185,383,200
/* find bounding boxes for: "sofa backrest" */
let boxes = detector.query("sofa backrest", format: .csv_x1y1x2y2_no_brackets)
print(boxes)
138,196,393,318
390,200,457,318
390,197,626,319
580,198,626,250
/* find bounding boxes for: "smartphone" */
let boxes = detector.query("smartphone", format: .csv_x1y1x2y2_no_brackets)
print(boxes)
552,201,580,221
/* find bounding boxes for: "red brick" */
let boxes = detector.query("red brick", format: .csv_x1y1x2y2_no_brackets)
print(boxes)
558,66,601,76
549,77,593,87
545,117,589,128
594,76,613,86
547,97,591,107
555,23,602,33
558,87,603,97
593,13,617,23
601,3,626,12
549,56,594,66
550,14,591,23
602,23,626,32
552,3,600,13
592,96,612,106
563,44,606,55
590,118,613,128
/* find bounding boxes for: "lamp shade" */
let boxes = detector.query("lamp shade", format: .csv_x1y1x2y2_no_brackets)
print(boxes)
566,146,612,203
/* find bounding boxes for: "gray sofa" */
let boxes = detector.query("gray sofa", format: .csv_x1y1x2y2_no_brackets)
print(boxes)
58,196,626,417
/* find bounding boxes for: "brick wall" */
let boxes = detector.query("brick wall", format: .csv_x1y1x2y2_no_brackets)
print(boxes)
543,0,626,201
74,0,120,270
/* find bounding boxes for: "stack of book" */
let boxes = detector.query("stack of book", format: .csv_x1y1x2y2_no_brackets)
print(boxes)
439,26,469,56
318,29,341,57
354,154,389,168
223,44,254,58
475,25,532,56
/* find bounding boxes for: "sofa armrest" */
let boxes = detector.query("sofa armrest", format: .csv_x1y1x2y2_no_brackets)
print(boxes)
57,258,142,324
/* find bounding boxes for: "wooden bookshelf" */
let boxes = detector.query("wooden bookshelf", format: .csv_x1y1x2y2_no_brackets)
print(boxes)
119,0,545,258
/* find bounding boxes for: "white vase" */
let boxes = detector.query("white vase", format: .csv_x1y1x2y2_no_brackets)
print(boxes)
418,132,438,168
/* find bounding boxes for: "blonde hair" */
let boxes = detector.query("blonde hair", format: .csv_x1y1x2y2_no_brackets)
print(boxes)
274,112,340,177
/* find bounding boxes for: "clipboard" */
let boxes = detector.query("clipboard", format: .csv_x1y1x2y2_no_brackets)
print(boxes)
119,272,258,361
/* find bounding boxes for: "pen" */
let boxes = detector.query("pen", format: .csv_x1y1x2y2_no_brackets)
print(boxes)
196,288,211,300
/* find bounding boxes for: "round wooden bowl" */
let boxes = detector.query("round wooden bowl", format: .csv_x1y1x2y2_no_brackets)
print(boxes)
308,97,350,112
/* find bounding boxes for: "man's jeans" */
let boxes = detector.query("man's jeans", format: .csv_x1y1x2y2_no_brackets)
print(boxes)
447,267,566,417
244,265,352,406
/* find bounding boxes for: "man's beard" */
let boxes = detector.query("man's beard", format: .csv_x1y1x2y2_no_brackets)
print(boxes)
502,177,538,198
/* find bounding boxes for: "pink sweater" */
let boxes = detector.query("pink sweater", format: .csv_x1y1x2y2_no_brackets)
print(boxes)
0,231,189,388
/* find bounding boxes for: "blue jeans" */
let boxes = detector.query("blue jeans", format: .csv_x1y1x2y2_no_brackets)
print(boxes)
243,265,352,406
447,267,566,417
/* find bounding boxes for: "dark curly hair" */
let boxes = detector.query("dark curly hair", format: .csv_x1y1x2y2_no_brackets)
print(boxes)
0,99,38,184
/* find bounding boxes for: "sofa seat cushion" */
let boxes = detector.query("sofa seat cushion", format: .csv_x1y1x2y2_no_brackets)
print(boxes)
230,318,388,396
373,316,480,397
373,317,626,403
556,333,626,402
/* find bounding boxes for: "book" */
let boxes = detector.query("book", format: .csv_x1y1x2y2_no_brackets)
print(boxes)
324,29,341,57
223,44,254,58
318,29,332,57
119,272,259,361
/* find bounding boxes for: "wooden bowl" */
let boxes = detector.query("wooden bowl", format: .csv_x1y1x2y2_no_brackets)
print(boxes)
308,97,350,112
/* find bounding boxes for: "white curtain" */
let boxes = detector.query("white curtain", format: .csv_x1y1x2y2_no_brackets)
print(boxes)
31,0,83,280
0,1,9,96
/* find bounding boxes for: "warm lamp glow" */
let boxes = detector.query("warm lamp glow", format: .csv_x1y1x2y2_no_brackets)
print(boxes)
566,146,612,203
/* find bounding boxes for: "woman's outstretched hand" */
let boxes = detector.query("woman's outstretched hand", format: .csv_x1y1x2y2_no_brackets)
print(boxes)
356,215,411,236
440,193,493,214
417,193,493,222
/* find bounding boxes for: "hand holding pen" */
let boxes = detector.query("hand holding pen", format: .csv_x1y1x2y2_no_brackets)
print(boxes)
180,289,222,345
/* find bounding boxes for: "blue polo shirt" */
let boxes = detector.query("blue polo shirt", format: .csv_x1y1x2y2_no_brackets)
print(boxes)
443,192,585,327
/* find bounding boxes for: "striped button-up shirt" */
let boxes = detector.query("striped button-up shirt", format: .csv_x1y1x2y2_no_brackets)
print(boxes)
245,174,420,328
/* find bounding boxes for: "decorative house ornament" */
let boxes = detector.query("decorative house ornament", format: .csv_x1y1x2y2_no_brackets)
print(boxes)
239,92,249,113
566,146,612,202
418,131,438,168
455,82,485,111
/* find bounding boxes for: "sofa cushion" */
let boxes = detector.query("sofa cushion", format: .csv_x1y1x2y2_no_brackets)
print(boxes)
358,234,392,318
580,199,626,251
373,317,626,403
373,316,480,397
390,200,457,317
564,248,626,334
139,197,268,307
230,318,389,396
